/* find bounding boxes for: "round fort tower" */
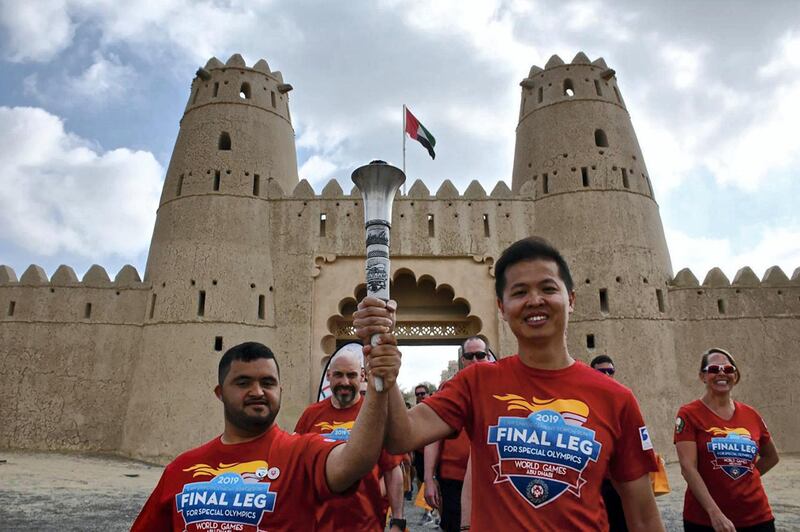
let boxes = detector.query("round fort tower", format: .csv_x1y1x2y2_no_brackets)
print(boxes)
121,54,299,461
512,52,677,450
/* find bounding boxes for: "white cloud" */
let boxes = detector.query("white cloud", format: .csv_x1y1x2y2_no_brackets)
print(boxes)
759,31,800,78
660,44,706,89
0,106,163,259
299,155,338,186
0,0,74,62
67,52,136,102
703,79,800,190
667,227,800,281
0,0,294,66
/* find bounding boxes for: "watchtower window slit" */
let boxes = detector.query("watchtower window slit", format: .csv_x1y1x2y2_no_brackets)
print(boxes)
198,290,206,317
595,129,609,148
218,132,231,151
599,289,609,313
239,82,251,99
563,79,575,97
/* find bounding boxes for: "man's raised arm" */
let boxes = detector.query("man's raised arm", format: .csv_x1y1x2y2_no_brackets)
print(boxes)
324,333,398,493
353,297,453,455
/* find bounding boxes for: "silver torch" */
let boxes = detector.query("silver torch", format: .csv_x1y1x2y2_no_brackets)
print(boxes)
351,160,406,392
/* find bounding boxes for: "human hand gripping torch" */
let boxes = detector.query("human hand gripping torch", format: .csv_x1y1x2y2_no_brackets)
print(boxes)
351,160,406,392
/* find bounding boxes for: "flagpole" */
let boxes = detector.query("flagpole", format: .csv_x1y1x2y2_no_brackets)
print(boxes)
402,104,407,195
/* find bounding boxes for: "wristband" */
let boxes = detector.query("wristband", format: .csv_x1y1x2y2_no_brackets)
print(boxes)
389,517,407,530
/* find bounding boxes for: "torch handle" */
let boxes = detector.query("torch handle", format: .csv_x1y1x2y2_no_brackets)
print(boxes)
370,334,385,392
364,220,391,393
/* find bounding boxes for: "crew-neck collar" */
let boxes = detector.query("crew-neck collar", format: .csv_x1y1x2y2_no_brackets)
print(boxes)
511,354,579,378
219,422,277,447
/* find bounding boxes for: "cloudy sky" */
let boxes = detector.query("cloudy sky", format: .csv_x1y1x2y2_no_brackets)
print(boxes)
2,0,799,285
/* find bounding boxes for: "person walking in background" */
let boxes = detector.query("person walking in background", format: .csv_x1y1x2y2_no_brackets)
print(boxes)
675,348,780,532
424,336,493,531
590,354,627,532
294,344,406,532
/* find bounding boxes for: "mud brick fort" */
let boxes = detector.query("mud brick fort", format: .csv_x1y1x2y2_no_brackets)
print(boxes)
1,52,797,464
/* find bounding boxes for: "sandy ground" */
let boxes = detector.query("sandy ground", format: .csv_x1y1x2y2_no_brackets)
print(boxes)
1,450,798,531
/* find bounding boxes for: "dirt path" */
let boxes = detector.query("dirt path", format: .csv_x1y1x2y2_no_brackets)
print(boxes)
1,450,798,531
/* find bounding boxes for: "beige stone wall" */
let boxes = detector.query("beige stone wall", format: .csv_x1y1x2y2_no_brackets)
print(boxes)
0,265,147,451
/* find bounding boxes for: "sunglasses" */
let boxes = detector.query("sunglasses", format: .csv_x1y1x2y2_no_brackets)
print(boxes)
595,367,615,376
462,351,488,361
414,391,428,397
703,364,737,375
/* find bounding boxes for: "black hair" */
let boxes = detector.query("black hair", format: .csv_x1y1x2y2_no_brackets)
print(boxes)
700,347,740,383
414,383,432,394
590,354,614,368
494,236,574,299
218,342,280,385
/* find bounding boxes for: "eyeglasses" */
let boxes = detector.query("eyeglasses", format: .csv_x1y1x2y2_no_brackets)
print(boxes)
414,391,428,398
703,364,737,375
595,367,615,376
462,351,487,360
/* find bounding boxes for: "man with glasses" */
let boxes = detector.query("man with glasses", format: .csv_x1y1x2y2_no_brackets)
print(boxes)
591,354,626,531
424,337,492,531
590,354,616,378
413,383,435,524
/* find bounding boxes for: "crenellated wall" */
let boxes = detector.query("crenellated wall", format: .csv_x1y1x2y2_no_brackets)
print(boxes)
0,264,147,452
666,265,800,453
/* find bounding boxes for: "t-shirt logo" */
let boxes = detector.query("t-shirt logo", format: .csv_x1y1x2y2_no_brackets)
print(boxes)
315,420,355,441
176,462,279,530
487,395,601,508
705,427,758,480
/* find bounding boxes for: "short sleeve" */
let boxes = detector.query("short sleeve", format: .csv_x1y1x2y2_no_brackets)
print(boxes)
756,409,772,448
130,468,172,531
422,367,474,436
608,391,658,483
673,405,697,443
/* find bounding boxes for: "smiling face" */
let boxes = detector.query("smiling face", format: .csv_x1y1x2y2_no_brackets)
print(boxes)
700,352,739,395
497,258,575,347
327,352,363,409
215,358,281,435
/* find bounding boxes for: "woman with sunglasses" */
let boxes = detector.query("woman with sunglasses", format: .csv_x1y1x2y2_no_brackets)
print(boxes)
674,348,780,532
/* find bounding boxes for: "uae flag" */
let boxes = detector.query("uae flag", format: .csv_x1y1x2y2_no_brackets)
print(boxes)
405,107,436,159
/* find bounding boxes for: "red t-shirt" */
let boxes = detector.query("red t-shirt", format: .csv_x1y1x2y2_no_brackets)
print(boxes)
131,424,343,531
424,356,657,531
439,429,470,481
674,399,773,527
294,398,403,532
